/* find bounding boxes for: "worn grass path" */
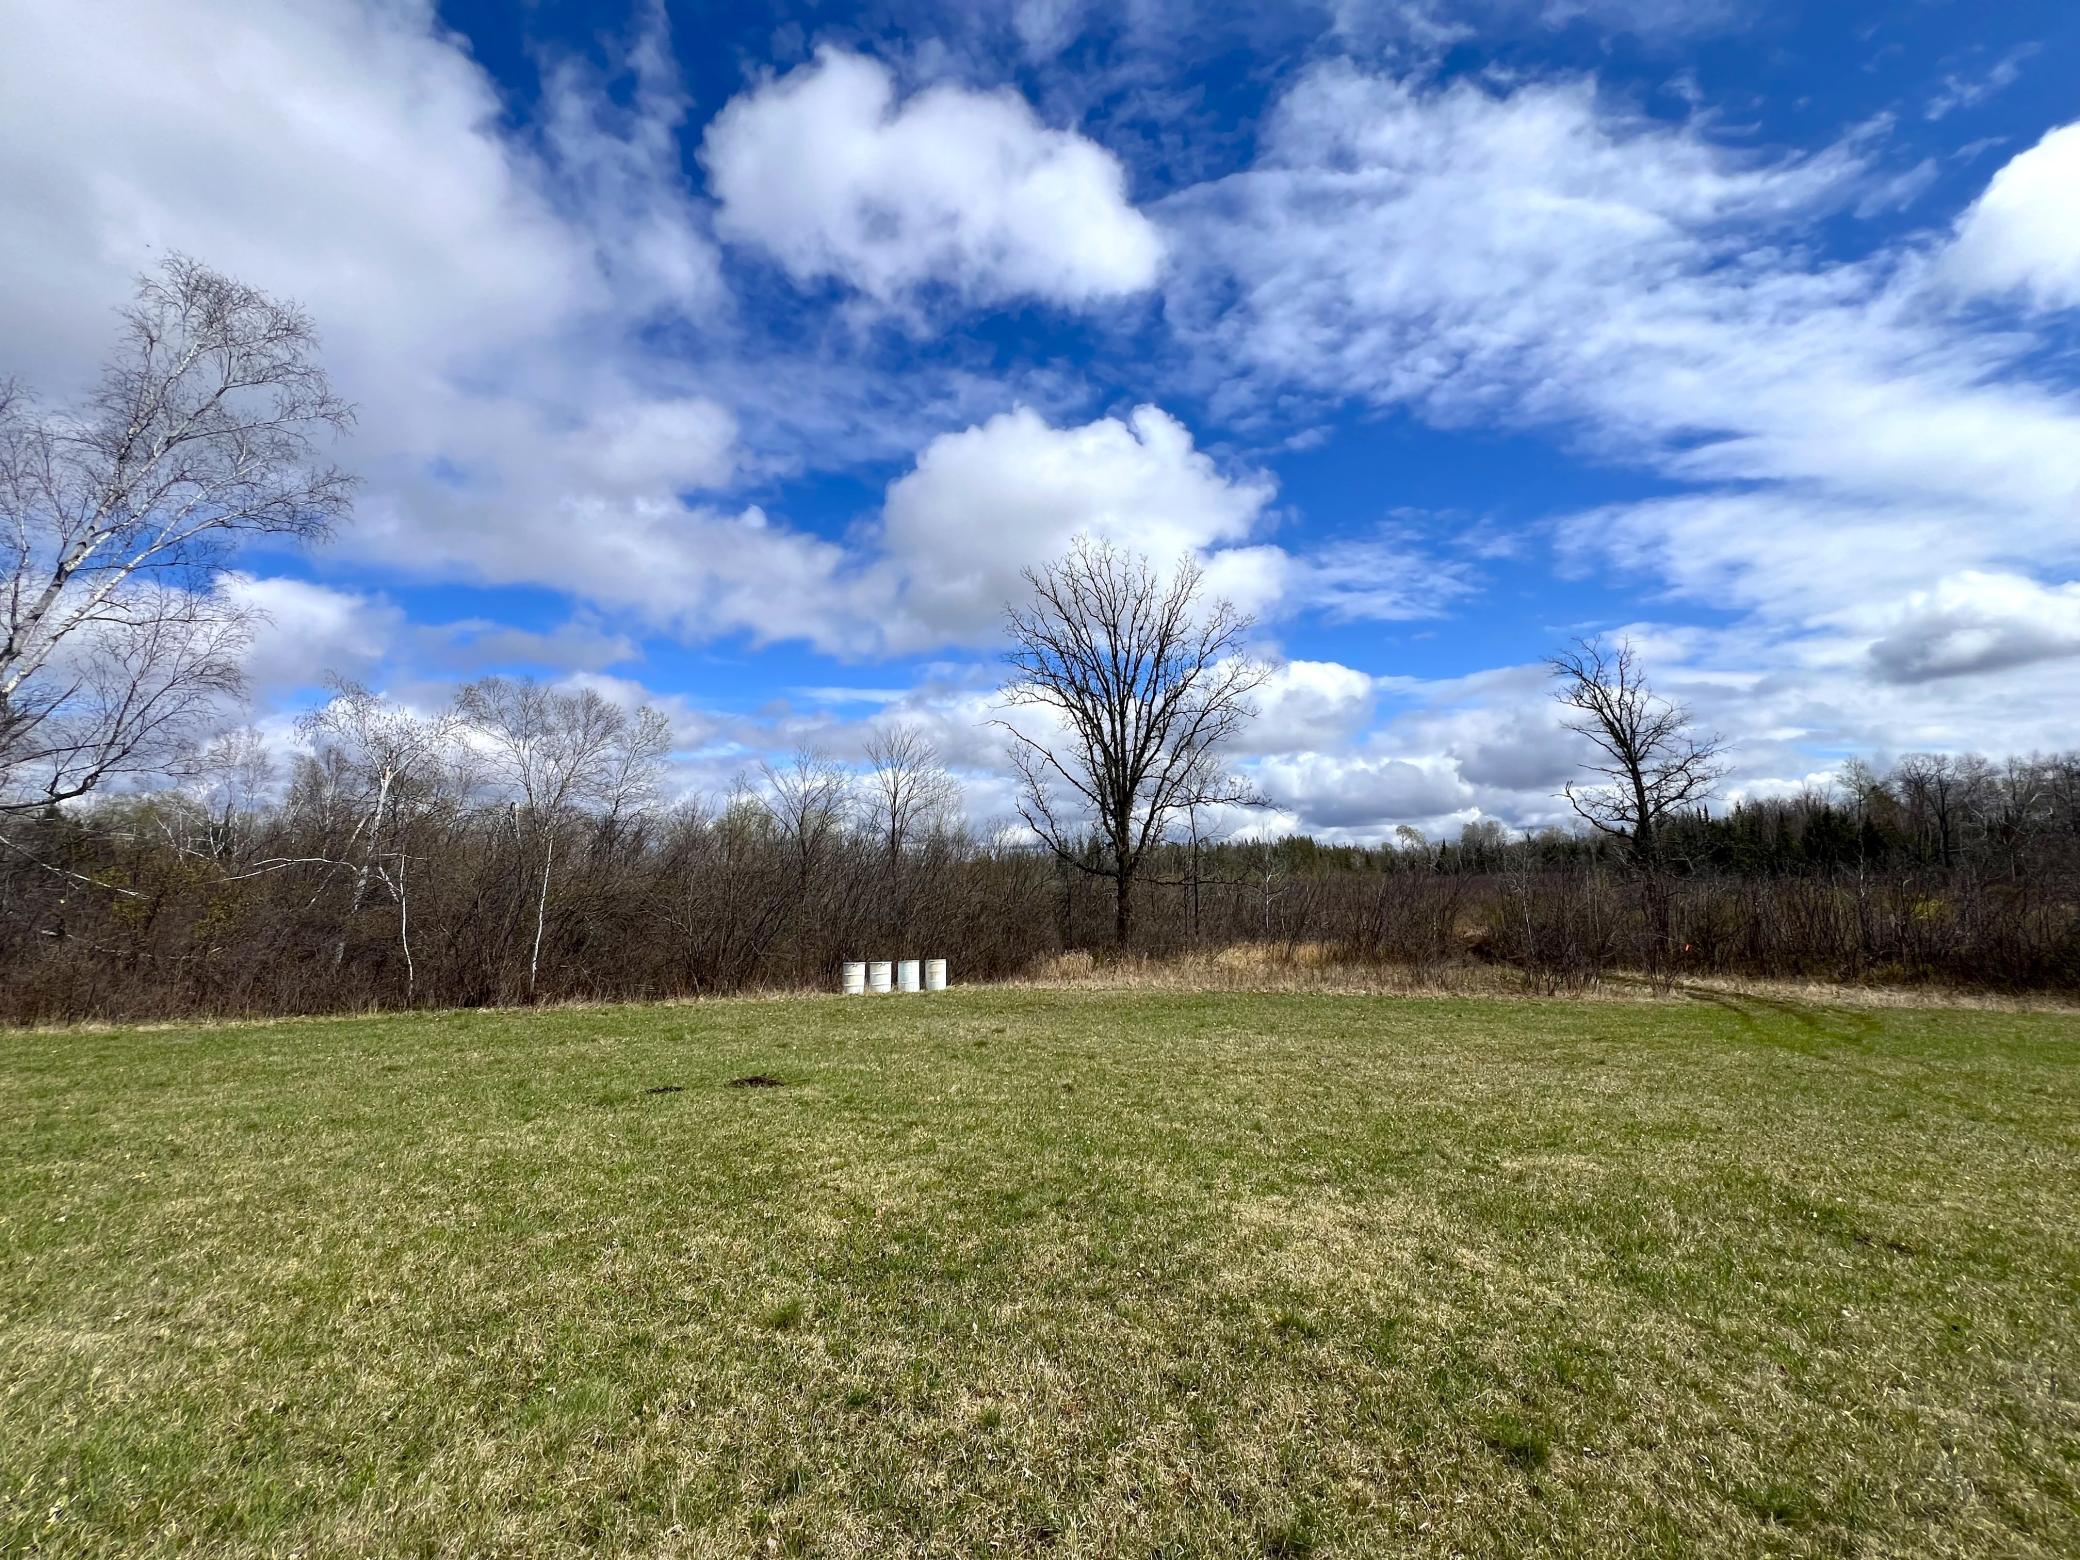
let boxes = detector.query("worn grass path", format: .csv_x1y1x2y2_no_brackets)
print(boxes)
2,990,2076,1557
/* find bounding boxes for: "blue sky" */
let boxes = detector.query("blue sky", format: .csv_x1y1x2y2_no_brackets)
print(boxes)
2,0,2076,838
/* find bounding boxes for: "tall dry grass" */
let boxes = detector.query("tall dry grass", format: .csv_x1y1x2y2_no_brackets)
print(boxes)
1009,943,2080,1012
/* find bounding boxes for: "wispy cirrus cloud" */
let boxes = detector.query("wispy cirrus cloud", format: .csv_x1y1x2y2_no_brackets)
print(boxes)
1926,43,2040,122
1160,62,2080,626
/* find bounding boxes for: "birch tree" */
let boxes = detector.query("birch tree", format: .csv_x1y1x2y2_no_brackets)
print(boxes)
299,680,462,972
1,257,354,808
457,677,669,996
186,723,278,859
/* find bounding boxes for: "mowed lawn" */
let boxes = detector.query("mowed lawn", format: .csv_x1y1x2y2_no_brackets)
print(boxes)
2,991,2076,1558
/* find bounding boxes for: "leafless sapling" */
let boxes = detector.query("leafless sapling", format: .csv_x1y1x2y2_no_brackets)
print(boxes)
457,676,668,995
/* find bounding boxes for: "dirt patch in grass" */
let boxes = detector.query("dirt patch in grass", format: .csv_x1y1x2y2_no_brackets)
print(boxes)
728,1073,787,1088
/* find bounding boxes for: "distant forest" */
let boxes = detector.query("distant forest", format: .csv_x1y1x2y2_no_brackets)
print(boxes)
2,739,2073,1024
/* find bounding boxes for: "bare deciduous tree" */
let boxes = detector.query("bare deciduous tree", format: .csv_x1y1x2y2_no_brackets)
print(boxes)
300,679,462,972
3,586,253,807
997,537,1268,947
760,748,853,886
599,705,673,835
861,726,959,863
186,723,277,857
1547,638,1727,870
457,677,669,995
1894,751,1989,868
1173,747,1264,942
1,257,354,808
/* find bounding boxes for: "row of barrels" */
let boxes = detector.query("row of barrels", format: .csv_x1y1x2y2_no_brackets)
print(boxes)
840,959,949,994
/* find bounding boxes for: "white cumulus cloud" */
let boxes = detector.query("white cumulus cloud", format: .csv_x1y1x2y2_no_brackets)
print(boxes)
701,48,1164,307
1865,571,2080,684
878,405,1273,641
1945,121,2080,312
0,0,792,652
217,576,405,695
1251,752,1475,834
1233,660,1380,755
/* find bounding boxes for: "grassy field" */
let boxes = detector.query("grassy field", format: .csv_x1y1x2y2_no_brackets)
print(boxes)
3,989,2076,1557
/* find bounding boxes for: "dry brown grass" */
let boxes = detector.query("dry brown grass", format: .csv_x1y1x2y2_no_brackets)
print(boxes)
1012,942,2080,1012
1014,942,1553,999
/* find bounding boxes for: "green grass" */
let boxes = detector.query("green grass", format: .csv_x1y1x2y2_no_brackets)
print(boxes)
2,989,2076,1557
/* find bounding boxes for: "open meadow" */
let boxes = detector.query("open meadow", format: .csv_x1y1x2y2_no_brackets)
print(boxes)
3,988,2076,1557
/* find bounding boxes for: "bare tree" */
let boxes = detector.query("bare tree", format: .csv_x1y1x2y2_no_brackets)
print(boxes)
1977,754,2049,880
186,723,278,857
1,257,354,807
599,706,674,834
861,726,959,864
457,677,668,996
1894,752,1987,869
1174,747,1264,942
2,586,253,807
761,748,853,886
997,537,1268,948
2045,752,2080,842
1547,638,1726,871
300,679,462,971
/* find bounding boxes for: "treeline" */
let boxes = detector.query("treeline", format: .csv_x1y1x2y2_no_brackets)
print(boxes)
1217,751,2080,880
1146,751,2080,994
1,720,2076,1023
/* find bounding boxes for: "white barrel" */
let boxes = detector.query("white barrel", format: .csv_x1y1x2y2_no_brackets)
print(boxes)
897,959,921,993
841,961,866,996
924,958,947,991
867,960,893,994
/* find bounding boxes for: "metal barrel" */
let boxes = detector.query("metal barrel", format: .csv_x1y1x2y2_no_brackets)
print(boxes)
841,961,866,995
867,960,893,994
897,959,921,992
924,958,948,991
